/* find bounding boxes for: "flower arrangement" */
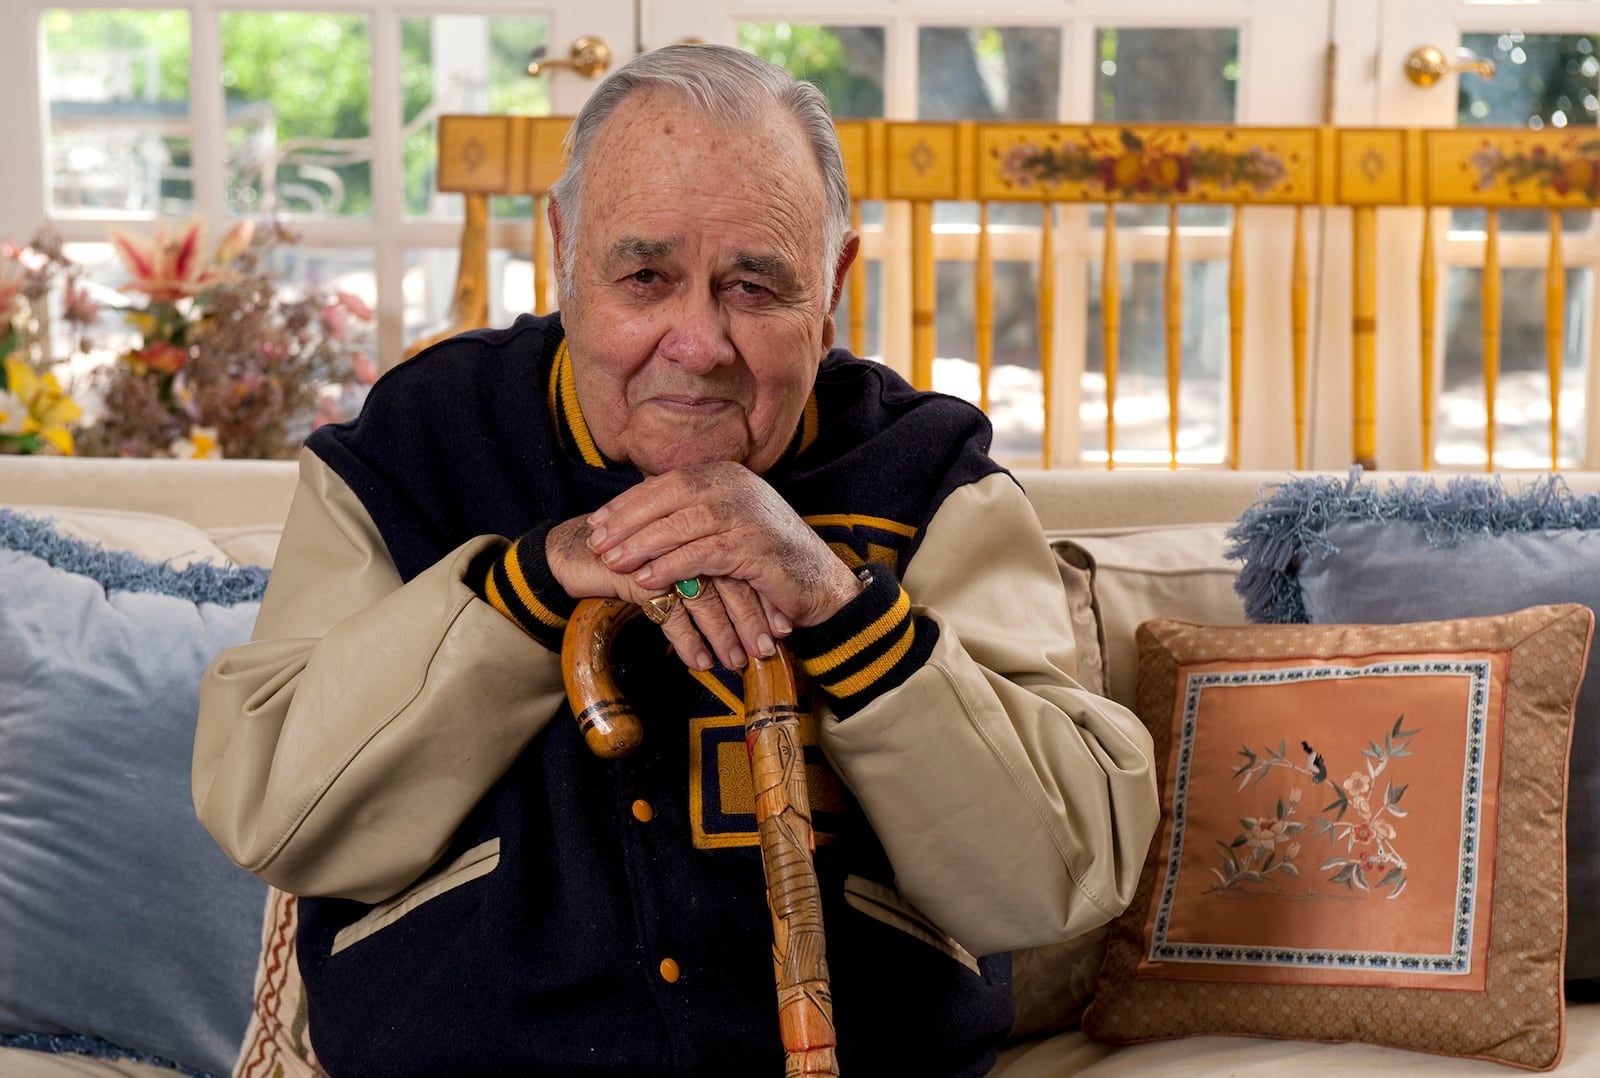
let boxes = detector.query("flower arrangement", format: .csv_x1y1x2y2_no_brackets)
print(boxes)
77,217,375,459
0,217,375,459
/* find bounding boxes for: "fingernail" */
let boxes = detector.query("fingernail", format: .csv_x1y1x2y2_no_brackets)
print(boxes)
601,548,621,566
588,508,610,525
770,612,792,635
729,647,747,669
756,634,775,658
695,650,713,671
587,525,607,547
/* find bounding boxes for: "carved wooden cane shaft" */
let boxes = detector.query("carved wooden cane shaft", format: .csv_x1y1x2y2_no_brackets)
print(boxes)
562,598,839,1077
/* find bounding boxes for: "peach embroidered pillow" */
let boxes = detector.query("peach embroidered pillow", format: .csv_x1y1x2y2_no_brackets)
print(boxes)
1082,605,1591,1071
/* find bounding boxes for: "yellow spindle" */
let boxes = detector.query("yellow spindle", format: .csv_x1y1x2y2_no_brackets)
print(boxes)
911,200,935,391
1165,203,1183,469
1351,206,1378,469
1419,210,1436,471
1039,202,1056,469
1546,209,1565,471
976,203,994,414
1483,209,1501,472
1290,206,1308,470
1228,208,1245,470
534,198,552,316
849,202,866,357
1102,203,1120,470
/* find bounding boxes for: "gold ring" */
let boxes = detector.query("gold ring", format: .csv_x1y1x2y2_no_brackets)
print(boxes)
674,576,707,601
641,592,677,625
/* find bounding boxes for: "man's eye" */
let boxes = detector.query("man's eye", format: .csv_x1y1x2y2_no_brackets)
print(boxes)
630,269,662,285
732,280,769,297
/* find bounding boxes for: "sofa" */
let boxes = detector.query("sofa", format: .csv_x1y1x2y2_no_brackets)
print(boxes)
2,453,1598,1077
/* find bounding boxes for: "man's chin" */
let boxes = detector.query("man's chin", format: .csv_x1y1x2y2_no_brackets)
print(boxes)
630,441,754,477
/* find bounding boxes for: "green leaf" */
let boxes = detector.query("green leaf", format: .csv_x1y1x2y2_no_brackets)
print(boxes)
1387,782,1408,806
1231,835,1249,847
1324,791,1349,820
1330,864,1354,886
1378,867,1404,887
1120,129,1144,152
1320,857,1347,871
1392,714,1418,739
1282,862,1300,877
1276,797,1285,820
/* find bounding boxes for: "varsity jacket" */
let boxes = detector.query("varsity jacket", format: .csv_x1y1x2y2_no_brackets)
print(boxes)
192,313,1159,1077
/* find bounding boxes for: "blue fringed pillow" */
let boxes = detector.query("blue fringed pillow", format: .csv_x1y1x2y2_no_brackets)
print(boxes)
1226,468,1600,981
0,508,268,1076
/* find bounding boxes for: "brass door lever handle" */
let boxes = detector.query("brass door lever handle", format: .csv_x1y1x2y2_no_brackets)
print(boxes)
1405,45,1495,88
527,35,612,79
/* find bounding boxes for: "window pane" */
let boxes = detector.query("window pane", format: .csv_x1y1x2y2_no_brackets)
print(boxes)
918,27,1060,120
1082,258,1229,465
221,12,372,218
401,16,551,220
404,247,461,345
739,24,885,118
1456,32,1598,234
42,10,193,216
1096,27,1238,122
1438,266,1590,468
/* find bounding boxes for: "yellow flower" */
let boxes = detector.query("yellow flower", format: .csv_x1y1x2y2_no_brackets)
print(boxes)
169,426,222,460
1,355,80,454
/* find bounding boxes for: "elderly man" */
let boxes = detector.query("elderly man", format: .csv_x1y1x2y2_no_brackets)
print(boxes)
193,43,1157,1078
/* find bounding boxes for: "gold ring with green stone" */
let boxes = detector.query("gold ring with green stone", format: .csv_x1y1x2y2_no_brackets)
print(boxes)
674,576,706,601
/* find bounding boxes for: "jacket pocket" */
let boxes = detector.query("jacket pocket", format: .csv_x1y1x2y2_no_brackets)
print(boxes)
331,837,501,956
842,874,980,975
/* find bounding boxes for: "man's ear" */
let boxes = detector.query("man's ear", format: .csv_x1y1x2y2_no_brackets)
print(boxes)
828,231,862,315
548,196,570,293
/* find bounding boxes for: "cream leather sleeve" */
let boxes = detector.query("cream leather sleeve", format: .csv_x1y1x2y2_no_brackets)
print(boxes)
192,451,567,903
817,471,1159,958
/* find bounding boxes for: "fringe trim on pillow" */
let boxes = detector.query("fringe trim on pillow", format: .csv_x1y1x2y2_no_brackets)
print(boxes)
0,508,268,606
1225,466,1600,624
0,1031,218,1078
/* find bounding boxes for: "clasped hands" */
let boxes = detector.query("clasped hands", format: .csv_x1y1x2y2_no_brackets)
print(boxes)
546,462,865,671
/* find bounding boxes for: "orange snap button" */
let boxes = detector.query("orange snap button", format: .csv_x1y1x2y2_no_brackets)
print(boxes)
631,799,654,822
659,957,681,983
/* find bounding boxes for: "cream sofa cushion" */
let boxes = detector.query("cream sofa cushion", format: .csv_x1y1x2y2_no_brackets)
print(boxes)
1050,524,1245,710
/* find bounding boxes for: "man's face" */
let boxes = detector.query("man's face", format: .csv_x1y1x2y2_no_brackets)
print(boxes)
552,91,854,476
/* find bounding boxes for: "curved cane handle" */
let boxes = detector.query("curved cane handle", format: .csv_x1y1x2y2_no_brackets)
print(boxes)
561,598,646,759
563,597,839,1076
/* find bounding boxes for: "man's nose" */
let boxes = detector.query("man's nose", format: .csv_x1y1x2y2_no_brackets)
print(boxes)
657,292,736,373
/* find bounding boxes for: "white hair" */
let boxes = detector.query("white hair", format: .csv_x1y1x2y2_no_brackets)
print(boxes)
548,43,851,302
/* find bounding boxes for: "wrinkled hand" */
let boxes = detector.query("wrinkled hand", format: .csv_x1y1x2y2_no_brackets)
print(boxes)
569,462,864,671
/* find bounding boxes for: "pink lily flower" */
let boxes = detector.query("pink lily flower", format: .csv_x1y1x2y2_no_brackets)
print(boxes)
110,217,246,303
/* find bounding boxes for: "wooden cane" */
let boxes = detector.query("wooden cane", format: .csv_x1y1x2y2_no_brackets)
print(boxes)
562,597,839,1077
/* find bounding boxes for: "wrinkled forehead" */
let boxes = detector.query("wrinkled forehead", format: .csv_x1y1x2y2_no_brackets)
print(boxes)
587,88,825,203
